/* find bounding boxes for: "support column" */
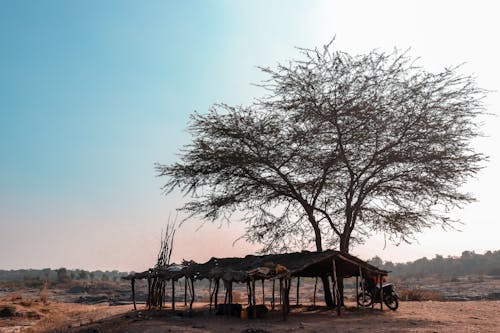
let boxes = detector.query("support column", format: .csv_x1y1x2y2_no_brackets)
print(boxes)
271,280,275,310
131,278,137,311
261,279,265,305
379,274,383,311
172,279,175,312
359,266,365,309
252,279,257,319
209,279,213,313
332,259,341,316
214,279,219,309
189,278,195,311
184,278,187,307
356,275,359,309
296,277,300,306
313,277,317,307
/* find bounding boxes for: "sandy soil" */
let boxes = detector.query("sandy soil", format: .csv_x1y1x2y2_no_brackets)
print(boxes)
2,297,498,333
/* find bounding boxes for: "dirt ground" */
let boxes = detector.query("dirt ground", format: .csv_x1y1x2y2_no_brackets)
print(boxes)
2,297,499,333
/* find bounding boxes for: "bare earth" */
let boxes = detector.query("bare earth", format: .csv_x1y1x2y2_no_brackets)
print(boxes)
2,299,499,333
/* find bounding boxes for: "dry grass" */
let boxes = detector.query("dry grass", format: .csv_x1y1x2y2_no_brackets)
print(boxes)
39,286,49,305
398,287,443,301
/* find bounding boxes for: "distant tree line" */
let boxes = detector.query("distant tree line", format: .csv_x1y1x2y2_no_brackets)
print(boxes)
368,250,500,278
0,268,131,283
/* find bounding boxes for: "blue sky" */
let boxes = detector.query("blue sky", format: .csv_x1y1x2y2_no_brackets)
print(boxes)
1,0,499,271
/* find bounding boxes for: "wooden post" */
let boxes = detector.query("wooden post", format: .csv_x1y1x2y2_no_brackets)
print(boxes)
172,279,175,312
332,259,340,316
271,280,275,310
379,274,383,311
209,279,213,313
189,278,195,311
147,277,152,310
356,275,359,309
359,266,365,309
279,278,283,305
282,278,290,320
261,279,265,305
313,277,317,307
184,278,187,307
161,281,166,310
252,279,257,319
247,281,252,306
229,281,233,305
159,280,163,310
214,279,219,309
296,277,300,306
131,278,137,311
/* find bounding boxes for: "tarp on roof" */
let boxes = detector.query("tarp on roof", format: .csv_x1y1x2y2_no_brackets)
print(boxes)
124,250,387,283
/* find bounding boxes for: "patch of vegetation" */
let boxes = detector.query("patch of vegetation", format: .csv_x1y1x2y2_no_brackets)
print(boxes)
368,250,500,278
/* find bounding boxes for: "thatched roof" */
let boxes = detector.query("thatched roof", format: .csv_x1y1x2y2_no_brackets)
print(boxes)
124,250,387,283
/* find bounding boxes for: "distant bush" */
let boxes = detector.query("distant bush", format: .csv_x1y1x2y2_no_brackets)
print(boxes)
368,250,500,277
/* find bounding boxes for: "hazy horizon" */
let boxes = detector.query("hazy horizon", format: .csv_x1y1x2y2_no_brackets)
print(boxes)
1,0,499,272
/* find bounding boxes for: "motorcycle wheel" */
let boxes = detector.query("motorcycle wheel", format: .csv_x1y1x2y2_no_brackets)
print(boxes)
357,292,373,307
383,294,399,311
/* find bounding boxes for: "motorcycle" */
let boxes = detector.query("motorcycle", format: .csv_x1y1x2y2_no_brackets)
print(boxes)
357,281,399,311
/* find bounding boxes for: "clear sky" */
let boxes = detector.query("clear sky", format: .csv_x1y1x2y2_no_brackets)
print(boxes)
1,0,499,271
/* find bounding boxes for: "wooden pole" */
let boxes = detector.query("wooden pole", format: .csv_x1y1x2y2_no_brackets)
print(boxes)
252,279,257,319
359,266,365,309
379,274,383,311
209,279,213,313
313,277,317,307
229,281,233,305
332,259,340,316
296,277,300,306
172,279,175,312
271,280,275,310
159,280,163,310
184,278,187,307
356,275,359,309
131,278,137,311
279,278,283,305
214,279,219,309
189,278,195,311
147,278,152,310
246,281,251,306
282,278,290,320
262,279,265,305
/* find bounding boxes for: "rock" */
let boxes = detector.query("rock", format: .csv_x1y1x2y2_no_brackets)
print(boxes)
0,305,16,317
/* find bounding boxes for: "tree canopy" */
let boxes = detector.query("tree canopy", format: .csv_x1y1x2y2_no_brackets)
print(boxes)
157,42,486,256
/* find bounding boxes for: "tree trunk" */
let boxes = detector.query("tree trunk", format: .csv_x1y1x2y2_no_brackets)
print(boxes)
337,234,351,307
310,216,335,307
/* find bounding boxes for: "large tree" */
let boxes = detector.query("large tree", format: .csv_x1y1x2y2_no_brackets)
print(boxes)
157,42,486,306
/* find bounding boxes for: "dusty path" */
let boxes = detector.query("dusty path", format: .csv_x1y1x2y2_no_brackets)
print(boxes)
2,300,499,332
67,301,499,333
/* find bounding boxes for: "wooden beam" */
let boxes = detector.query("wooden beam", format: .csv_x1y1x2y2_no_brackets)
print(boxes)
271,279,275,310
261,279,265,305
131,278,136,311
214,279,219,309
184,278,187,307
296,277,300,306
313,277,317,307
252,279,257,319
355,275,359,309
209,279,213,313
189,278,195,311
359,266,365,309
172,279,175,312
332,259,340,316
379,274,383,311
